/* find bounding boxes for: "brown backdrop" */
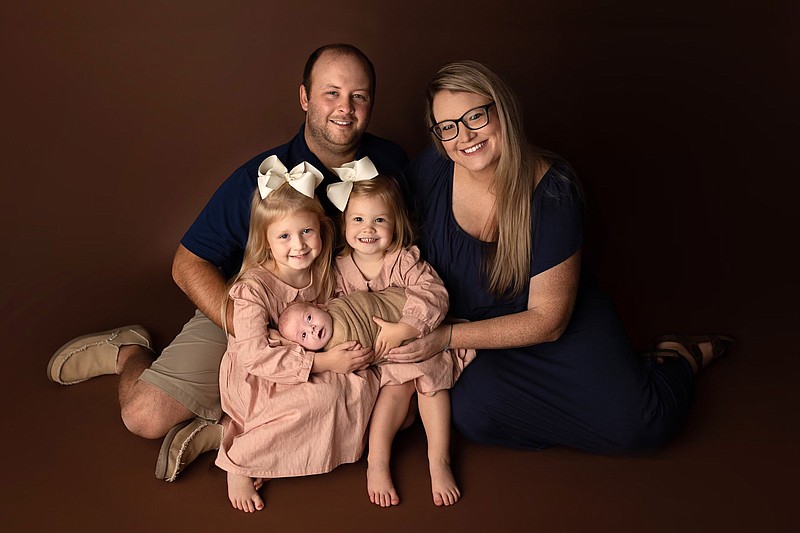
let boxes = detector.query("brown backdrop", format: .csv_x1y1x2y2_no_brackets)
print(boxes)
2,2,798,533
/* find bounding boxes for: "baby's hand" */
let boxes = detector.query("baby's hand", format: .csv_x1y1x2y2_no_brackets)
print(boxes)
319,341,374,374
372,318,420,359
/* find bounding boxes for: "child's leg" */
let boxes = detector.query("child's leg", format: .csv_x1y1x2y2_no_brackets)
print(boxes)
367,382,415,507
417,389,461,506
227,472,266,513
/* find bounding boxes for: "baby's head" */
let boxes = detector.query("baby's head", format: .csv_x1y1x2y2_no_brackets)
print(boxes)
278,302,333,351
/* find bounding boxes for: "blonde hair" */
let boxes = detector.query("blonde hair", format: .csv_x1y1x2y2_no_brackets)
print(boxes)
338,175,415,257
426,60,557,298
223,184,335,332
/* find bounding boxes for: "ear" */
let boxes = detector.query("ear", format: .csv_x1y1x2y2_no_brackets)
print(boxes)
299,84,309,112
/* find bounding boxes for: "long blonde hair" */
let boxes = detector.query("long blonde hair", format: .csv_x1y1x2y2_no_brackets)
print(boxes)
426,60,553,299
338,175,415,257
223,184,335,331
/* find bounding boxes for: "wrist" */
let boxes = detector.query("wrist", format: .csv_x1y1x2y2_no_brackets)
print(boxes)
311,352,328,373
445,324,454,350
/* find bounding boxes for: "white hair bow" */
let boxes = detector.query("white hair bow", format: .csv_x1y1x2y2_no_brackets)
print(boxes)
326,157,379,211
257,155,324,199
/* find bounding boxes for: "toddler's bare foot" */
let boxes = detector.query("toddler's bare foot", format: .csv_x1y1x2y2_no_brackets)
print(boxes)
429,457,460,506
227,472,264,513
367,460,400,507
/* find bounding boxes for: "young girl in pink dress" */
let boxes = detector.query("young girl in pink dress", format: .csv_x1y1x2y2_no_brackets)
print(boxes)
215,156,379,513
326,157,474,507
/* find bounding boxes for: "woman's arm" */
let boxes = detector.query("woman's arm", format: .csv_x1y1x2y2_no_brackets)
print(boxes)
385,251,580,362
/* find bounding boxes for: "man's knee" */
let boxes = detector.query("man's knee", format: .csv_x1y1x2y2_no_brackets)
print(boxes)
120,385,188,439
122,407,165,439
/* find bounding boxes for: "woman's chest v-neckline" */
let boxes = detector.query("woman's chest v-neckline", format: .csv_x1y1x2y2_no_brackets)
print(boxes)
449,166,496,242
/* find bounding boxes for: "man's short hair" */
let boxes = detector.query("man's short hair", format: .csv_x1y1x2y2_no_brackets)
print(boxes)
302,43,376,98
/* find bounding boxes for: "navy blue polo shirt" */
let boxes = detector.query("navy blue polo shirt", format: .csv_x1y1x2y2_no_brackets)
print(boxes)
180,124,408,279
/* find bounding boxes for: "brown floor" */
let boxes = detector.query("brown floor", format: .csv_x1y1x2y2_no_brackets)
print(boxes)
4,316,799,532
2,2,798,532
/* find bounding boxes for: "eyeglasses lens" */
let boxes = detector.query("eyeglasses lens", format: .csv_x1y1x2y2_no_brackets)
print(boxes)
432,105,491,141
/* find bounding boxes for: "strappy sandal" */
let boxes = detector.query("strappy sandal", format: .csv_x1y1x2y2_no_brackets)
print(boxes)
644,334,735,371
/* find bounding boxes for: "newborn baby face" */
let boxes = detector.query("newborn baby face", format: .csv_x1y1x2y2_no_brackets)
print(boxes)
281,303,333,351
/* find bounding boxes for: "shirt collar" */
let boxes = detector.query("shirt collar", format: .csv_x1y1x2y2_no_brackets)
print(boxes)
258,263,322,303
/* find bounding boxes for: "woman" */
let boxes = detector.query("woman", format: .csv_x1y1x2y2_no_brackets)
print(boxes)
386,60,732,453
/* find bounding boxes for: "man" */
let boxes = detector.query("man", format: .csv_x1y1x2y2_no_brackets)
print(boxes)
47,44,408,481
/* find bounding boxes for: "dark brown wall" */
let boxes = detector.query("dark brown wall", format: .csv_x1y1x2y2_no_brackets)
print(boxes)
2,2,797,346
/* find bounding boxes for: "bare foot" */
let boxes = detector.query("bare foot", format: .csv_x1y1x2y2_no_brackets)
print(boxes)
429,457,460,506
367,460,400,507
227,472,264,512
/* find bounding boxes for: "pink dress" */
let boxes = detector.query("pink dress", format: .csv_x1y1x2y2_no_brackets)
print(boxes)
216,265,380,478
334,246,475,395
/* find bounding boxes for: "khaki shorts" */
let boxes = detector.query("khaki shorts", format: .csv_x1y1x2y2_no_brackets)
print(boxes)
139,310,228,422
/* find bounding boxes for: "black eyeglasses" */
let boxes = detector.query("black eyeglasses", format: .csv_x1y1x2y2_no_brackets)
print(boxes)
429,102,495,141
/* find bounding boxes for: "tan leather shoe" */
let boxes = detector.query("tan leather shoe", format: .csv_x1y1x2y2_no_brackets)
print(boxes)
47,325,151,385
155,418,223,482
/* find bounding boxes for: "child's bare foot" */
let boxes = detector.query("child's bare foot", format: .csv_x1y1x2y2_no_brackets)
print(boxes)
429,457,460,506
227,472,264,513
367,460,400,507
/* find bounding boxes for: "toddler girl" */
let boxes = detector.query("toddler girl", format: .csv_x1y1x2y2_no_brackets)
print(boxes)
215,156,378,512
327,157,474,507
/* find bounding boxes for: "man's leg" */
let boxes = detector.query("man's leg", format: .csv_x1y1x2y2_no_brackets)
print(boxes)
117,344,193,438
48,312,227,481
137,311,228,481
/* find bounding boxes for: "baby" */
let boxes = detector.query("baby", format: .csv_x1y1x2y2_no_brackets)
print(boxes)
279,288,474,391
278,287,407,359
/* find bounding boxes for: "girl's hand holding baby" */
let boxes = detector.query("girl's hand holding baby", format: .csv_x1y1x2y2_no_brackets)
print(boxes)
313,341,374,374
372,318,420,358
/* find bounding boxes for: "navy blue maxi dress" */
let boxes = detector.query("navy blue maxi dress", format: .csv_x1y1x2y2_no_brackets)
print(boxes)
407,145,695,454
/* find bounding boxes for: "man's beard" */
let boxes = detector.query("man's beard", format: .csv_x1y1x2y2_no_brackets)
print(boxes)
306,113,364,155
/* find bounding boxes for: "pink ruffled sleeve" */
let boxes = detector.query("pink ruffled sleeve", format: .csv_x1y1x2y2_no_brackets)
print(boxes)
392,246,449,335
227,280,313,384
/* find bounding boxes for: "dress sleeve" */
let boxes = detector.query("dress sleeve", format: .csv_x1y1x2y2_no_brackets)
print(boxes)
393,246,449,335
530,163,584,277
227,280,313,384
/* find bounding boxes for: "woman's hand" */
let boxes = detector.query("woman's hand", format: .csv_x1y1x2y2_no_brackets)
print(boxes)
384,324,449,363
314,341,373,374
372,318,420,358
